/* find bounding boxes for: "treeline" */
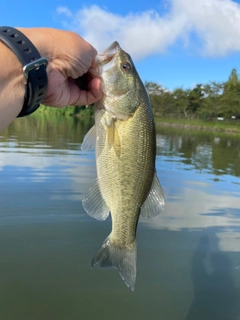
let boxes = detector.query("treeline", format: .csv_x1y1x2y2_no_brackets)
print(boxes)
36,104,94,117
146,68,240,119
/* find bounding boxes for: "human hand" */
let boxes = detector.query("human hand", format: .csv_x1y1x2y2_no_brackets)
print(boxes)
19,28,102,107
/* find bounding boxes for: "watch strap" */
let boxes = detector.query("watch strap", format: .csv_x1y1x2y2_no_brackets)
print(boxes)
0,26,48,117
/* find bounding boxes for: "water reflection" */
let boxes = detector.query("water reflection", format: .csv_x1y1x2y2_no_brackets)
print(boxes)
157,127,240,177
0,116,240,319
1,118,240,232
186,233,239,320
0,112,93,150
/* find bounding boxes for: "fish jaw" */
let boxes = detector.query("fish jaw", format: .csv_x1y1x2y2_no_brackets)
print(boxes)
90,41,141,120
89,41,121,78
95,41,121,66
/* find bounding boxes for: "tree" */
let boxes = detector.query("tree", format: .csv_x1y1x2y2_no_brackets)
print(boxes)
219,68,240,117
145,81,163,95
199,82,223,119
187,84,204,116
145,82,174,116
172,88,190,118
146,69,240,119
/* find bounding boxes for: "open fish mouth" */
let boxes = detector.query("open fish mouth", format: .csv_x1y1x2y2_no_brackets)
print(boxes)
95,41,121,67
101,41,121,56
89,41,121,81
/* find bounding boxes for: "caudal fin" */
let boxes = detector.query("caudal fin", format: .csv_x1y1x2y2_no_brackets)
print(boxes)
91,236,137,291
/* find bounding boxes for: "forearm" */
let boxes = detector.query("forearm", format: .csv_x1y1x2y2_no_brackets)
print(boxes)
0,41,25,132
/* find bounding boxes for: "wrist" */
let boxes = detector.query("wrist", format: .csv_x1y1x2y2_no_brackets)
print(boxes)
0,27,48,117
0,42,24,131
17,28,53,61
0,41,25,109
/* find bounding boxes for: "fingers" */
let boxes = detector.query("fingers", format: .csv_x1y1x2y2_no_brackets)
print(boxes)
86,77,102,104
20,28,97,79
19,28,102,108
69,77,102,106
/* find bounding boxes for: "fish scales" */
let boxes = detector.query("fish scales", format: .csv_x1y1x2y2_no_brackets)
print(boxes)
96,105,155,244
81,41,165,290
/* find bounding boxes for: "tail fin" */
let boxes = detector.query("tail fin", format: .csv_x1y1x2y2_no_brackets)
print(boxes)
91,236,137,291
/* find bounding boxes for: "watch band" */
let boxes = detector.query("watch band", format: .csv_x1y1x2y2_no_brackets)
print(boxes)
0,26,48,117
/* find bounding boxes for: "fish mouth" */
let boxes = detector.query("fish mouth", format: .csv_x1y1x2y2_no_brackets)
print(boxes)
95,41,121,66
101,41,121,56
90,41,121,78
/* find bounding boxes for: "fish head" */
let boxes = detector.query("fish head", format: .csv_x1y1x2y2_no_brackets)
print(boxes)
92,42,144,120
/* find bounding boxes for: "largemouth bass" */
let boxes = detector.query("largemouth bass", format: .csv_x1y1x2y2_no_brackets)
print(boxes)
81,42,165,291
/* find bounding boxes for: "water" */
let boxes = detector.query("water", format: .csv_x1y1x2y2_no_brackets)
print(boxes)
0,115,240,320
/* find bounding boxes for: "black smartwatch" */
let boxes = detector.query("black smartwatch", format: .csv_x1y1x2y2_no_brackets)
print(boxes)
0,26,48,117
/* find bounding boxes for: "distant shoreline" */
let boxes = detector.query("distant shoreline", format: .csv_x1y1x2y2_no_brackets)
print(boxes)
156,121,240,134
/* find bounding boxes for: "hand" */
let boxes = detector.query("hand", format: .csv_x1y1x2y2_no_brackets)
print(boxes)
19,28,102,107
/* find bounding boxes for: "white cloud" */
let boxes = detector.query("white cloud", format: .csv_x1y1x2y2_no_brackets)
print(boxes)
172,0,240,56
56,6,73,18
57,0,240,59
57,4,185,59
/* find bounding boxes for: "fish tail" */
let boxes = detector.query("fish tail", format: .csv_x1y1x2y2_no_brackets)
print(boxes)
91,236,137,291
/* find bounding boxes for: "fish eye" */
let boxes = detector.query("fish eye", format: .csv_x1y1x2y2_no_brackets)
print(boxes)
121,62,131,71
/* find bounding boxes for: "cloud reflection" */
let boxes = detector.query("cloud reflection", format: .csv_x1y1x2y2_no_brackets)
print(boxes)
1,131,240,253
144,185,240,230
143,180,240,252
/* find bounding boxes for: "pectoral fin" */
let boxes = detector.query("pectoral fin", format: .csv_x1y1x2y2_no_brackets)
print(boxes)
140,173,165,219
82,180,109,221
81,125,96,151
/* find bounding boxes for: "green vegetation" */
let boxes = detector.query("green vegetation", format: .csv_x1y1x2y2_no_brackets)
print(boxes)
155,117,240,133
32,68,240,133
146,68,240,121
33,104,94,118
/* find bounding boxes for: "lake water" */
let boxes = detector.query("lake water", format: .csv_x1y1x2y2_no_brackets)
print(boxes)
0,114,240,320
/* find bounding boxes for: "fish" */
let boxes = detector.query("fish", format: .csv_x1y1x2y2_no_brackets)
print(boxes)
81,41,165,291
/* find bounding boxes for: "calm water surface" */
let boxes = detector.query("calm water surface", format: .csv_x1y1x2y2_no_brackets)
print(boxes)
0,115,240,320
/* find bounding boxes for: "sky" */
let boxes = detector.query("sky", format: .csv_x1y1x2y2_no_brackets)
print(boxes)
2,0,240,90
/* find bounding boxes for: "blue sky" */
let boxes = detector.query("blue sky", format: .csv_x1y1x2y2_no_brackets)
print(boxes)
2,0,240,90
